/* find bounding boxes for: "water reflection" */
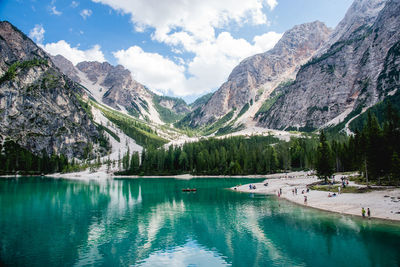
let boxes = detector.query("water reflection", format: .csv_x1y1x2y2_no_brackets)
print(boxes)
136,240,230,267
0,177,399,267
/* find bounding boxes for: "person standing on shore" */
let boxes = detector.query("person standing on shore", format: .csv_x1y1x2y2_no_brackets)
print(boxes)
338,186,341,194
367,208,371,219
304,195,307,205
362,207,366,218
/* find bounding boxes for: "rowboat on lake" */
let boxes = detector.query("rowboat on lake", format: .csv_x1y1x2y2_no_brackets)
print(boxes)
182,188,197,192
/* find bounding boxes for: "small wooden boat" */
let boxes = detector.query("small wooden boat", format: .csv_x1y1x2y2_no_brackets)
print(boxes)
182,188,197,192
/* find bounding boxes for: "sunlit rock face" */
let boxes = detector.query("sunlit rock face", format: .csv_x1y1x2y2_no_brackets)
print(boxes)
257,0,400,130
0,21,102,158
52,57,190,124
186,21,331,127
77,61,155,118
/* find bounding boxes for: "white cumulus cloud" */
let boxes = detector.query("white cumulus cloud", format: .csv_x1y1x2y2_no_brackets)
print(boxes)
80,9,92,19
93,0,282,96
42,40,106,65
29,24,45,44
253,31,283,51
113,46,187,95
113,30,282,97
92,0,276,42
266,0,278,10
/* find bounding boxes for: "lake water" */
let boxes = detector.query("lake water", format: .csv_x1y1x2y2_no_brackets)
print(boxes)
0,177,399,266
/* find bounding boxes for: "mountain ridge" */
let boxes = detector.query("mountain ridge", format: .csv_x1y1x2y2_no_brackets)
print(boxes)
257,0,399,131
176,21,332,132
0,21,105,159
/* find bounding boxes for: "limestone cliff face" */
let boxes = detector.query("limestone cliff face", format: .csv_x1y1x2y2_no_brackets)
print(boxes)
75,61,158,120
52,58,190,124
0,21,103,158
51,54,81,83
257,0,399,130
185,21,331,128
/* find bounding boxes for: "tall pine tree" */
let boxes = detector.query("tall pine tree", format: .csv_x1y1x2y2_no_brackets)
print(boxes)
316,131,334,183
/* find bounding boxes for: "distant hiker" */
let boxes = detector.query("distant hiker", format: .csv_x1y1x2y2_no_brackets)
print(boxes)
292,189,294,195
346,179,349,185
362,207,366,218
280,188,282,195
304,196,307,205
253,185,256,190
328,193,332,197
301,190,304,194
367,208,371,219
338,186,341,194
295,188,297,194
306,188,310,193
249,184,252,190
277,191,280,197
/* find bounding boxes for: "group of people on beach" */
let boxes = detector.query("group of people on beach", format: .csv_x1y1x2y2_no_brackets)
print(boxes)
291,187,309,196
362,207,371,218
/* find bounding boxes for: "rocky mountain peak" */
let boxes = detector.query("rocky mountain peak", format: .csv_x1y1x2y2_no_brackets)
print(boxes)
76,61,113,83
316,0,387,56
272,21,331,55
257,0,400,131
185,21,331,128
0,21,104,158
51,54,81,83
0,21,52,72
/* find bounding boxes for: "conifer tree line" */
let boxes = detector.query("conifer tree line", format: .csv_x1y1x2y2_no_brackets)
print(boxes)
325,102,400,185
119,135,318,176
0,139,91,175
120,103,400,185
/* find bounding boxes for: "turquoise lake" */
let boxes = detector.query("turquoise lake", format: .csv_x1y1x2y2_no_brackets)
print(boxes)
0,177,399,266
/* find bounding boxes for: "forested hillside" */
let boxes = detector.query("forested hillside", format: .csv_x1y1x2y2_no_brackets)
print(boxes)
116,102,400,185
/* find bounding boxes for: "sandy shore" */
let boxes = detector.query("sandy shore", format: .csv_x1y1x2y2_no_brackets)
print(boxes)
232,174,400,222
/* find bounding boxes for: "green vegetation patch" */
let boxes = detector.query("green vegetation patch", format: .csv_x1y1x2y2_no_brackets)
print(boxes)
256,92,282,117
349,91,400,132
202,110,235,136
237,103,250,118
0,58,48,84
215,123,245,136
92,101,167,148
189,92,213,109
309,185,372,193
153,94,188,123
95,123,120,142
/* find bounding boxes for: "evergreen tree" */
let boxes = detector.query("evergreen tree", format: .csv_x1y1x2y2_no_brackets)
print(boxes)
316,131,334,183
365,112,384,183
129,152,140,174
391,152,400,185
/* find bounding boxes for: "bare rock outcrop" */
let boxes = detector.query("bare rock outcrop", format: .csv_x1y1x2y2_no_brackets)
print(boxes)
0,21,103,158
185,21,331,127
257,0,399,130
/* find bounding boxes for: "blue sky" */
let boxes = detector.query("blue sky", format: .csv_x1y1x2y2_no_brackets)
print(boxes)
1,0,353,102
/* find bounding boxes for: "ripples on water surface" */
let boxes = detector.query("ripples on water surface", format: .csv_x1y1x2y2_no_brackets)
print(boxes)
0,177,399,266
